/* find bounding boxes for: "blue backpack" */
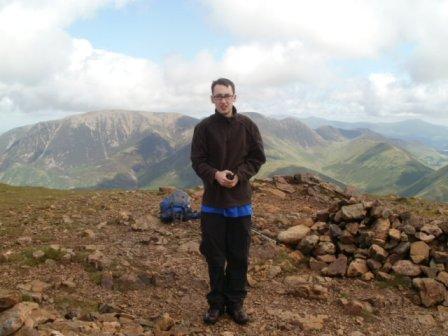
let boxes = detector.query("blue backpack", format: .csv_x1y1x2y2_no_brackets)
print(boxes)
159,190,201,223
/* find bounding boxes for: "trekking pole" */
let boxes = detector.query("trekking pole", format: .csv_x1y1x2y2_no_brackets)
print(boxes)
250,228,278,244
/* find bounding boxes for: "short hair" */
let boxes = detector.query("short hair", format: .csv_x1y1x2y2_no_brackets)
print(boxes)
211,78,235,94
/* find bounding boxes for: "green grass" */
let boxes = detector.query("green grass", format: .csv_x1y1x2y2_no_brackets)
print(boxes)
377,274,413,289
53,294,99,314
274,250,300,274
19,246,65,266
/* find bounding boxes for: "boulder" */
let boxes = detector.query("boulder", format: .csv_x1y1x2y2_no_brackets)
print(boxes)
413,278,447,307
392,242,410,256
0,302,39,336
0,289,21,313
309,258,327,272
298,314,328,331
433,251,448,263
314,242,336,256
284,276,329,300
347,259,369,277
372,218,390,246
415,232,435,243
369,244,388,262
155,313,175,331
321,255,347,277
297,235,319,254
420,224,443,238
392,260,421,277
340,203,366,221
437,271,448,287
277,225,310,244
87,250,110,271
388,228,401,241
410,241,430,264
339,298,373,315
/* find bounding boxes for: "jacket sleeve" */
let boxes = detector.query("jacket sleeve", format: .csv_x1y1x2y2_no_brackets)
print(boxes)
190,123,218,184
235,122,266,182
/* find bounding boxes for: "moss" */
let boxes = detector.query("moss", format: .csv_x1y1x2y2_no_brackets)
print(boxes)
53,294,99,314
19,246,65,266
89,271,103,285
21,293,34,302
339,292,349,299
377,274,412,289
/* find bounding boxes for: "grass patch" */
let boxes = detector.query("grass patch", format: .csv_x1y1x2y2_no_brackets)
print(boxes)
20,246,65,266
339,292,349,299
21,293,34,302
88,271,103,285
377,274,413,289
361,308,376,322
0,225,22,238
53,294,99,315
274,250,300,274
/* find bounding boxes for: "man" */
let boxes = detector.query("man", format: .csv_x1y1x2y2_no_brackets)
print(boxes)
190,78,266,325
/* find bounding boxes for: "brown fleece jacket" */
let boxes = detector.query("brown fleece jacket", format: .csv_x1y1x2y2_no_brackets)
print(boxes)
190,107,266,208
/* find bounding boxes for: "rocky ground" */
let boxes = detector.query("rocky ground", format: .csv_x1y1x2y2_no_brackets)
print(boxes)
1,174,448,335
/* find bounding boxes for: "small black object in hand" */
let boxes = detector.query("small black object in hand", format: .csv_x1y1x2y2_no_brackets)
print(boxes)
226,173,234,180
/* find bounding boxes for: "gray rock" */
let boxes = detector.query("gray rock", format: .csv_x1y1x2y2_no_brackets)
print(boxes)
314,242,336,256
298,235,319,254
403,224,416,235
420,224,443,238
392,242,410,256
329,224,343,239
415,232,435,243
340,203,366,221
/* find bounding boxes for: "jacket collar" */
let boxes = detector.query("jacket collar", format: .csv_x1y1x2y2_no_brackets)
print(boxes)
214,106,237,123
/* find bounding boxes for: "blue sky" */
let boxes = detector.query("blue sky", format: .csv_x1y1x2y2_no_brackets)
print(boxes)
1,0,448,134
68,1,232,62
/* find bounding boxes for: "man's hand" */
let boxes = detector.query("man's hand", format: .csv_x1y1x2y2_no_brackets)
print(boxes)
215,170,238,188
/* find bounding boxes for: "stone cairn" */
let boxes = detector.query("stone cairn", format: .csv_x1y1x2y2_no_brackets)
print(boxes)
276,175,448,308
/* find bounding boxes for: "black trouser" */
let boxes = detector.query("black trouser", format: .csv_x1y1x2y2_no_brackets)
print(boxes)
199,212,252,310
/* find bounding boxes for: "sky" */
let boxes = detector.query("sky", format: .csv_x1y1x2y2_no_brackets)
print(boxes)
1,0,448,134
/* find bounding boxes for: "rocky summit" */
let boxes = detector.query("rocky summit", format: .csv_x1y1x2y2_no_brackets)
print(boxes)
1,174,448,335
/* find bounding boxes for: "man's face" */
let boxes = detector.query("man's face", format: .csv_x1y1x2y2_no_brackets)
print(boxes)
211,84,236,117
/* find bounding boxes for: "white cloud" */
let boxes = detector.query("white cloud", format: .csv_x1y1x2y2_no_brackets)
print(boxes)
202,0,403,58
2,0,448,134
203,0,448,82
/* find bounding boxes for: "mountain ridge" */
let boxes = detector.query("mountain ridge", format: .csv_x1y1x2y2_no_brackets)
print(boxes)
1,109,448,201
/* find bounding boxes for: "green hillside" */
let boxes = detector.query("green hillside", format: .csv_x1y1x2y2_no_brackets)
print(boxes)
401,164,448,201
322,142,434,194
1,110,447,201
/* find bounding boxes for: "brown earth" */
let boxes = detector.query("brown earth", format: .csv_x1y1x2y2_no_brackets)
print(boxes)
1,176,448,336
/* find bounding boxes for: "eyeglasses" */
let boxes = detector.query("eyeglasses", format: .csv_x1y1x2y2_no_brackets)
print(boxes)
212,94,235,101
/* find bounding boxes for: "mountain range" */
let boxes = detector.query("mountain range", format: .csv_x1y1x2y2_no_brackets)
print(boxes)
1,110,448,201
301,117,448,152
